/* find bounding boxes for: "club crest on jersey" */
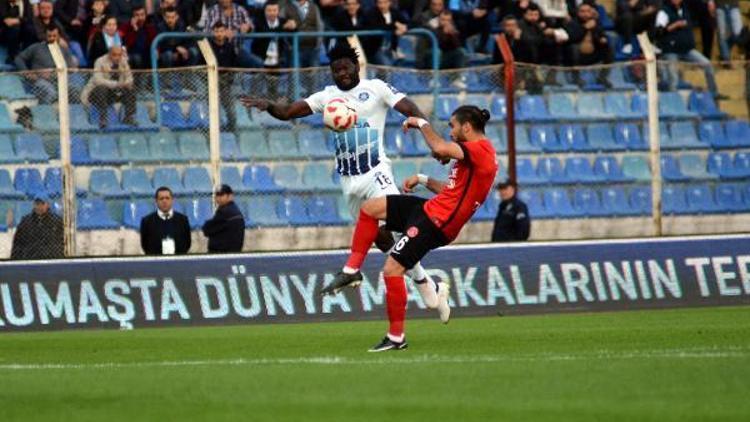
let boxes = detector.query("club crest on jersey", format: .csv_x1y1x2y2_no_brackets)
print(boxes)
358,92,370,102
406,226,419,238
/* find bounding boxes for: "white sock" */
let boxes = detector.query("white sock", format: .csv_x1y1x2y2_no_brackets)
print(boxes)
342,266,358,275
409,263,439,309
387,333,405,343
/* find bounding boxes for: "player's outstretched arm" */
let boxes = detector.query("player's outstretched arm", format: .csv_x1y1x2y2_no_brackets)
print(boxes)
403,117,464,162
393,97,427,119
239,96,313,121
403,174,446,194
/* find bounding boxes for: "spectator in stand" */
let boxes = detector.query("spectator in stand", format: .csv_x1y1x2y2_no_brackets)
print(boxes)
84,0,109,43
140,187,192,255
202,184,245,253
209,21,239,130
418,9,466,70
110,0,148,24
685,0,715,59
0,0,34,63
715,0,741,63
655,0,722,99
362,0,408,65
568,1,613,87
250,0,296,67
205,0,256,66
178,0,206,28
54,0,80,43
27,0,87,65
518,2,568,83
87,15,123,64
449,0,491,53
414,0,443,68
510,0,533,19
15,26,75,104
120,5,156,69
81,45,136,128
282,0,323,67
491,180,530,242
318,0,345,30
493,14,543,92
157,6,199,67
332,0,365,31
10,192,64,260
615,0,659,55
61,0,92,46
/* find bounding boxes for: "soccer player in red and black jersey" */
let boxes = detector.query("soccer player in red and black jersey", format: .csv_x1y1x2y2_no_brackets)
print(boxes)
319,105,498,352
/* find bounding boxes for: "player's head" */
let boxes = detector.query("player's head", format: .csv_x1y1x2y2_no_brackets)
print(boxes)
449,105,491,142
154,186,174,213
328,40,360,91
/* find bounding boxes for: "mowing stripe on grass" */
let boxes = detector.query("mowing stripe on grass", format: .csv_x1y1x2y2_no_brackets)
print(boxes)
1,346,748,371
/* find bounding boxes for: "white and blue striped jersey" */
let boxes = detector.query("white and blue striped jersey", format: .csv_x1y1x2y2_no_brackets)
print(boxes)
304,79,405,176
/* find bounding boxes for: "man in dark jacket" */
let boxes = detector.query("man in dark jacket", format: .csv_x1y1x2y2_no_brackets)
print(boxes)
140,187,192,255
0,0,34,63
119,5,156,69
568,2,613,87
202,184,245,253
210,21,239,131
251,0,296,68
11,192,64,260
491,180,530,242
362,0,408,65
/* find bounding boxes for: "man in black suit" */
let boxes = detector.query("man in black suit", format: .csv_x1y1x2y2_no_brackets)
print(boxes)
140,186,192,255
363,0,409,65
202,184,245,253
332,0,366,31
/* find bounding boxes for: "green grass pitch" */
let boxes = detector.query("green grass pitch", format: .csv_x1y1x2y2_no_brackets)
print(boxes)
1,306,749,421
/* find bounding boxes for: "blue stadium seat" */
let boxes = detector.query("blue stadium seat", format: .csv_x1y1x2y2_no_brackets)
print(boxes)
564,156,604,184
14,168,43,197
724,120,750,148
309,195,345,225
0,169,22,198
593,156,633,182
71,136,93,165
630,92,648,116
238,130,272,160
220,166,249,193
31,105,60,132
0,74,33,100
666,122,704,149
536,157,566,184
420,160,449,180
243,164,283,193
435,96,460,121
531,126,567,152
119,134,151,162
734,152,750,178
490,96,507,121
622,156,651,181
557,125,593,152
587,124,623,151
89,104,128,132
614,123,647,150
517,95,551,122
573,188,606,216
90,168,125,197
707,152,746,179
235,102,261,130
473,192,498,222
642,122,672,148
251,109,293,129
0,103,22,132
123,200,153,229
179,132,210,160
715,183,745,213
547,93,579,120
576,94,611,120
392,160,418,184
685,184,721,214
183,197,213,229
299,130,331,159
464,94,491,111
268,129,300,159
544,188,583,218
678,154,717,181
160,102,192,130
517,189,552,218
688,91,727,120
484,125,507,152
401,131,430,157
699,121,731,148
149,132,182,161
135,103,159,131
302,163,338,192
183,167,213,194
78,198,119,230
122,168,153,196
15,133,49,162
277,195,312,226
153,167,189,195
629,187,652,215
89,135,122,164
0,135,20,163
43,168,62,198
659,92,697,119
187,102,210,128
69,104,97,131
273,164,305,192
662,185,689,214
606,67,637,91
515,125,542,153
603,93,644,120
601,187,636,216
660,155,689,182
218,132,240,161
335,196,354,223
517,158,547,185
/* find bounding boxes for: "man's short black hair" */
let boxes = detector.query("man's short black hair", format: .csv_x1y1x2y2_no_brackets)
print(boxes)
212,21,226,30
45,24,59,33
265,0,280,7
155,186,173,199
526,3,540,12
163,6,178,15
327,40,359,65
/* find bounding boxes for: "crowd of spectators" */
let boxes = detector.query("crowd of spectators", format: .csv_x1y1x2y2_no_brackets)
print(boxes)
0,0,746,94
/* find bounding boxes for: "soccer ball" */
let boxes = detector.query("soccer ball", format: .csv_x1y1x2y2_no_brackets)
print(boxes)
323,98,357,132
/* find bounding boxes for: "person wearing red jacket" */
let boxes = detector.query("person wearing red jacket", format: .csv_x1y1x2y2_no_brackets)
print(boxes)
119,5,155,69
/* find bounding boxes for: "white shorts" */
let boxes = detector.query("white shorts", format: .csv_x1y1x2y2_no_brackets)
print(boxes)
340,161,400,218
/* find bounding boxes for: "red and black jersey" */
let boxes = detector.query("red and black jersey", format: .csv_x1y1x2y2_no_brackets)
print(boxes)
423,139,498,241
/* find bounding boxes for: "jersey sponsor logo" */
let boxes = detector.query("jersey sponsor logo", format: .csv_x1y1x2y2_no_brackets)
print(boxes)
358,92,370,102
406,226,419,238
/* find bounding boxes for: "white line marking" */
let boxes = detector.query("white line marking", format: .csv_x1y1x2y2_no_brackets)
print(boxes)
1,346,747,371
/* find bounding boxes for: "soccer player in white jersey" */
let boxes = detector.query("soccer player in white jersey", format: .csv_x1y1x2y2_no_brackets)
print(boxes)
241,41,449,322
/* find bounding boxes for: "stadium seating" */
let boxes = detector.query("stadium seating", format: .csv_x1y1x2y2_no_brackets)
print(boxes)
309,195,345,225
629,187,652,215
243,164,283,193
0,135,21,163
698,121,730,148
685,184,721,214
0,74,33,101
600,187,636,216
660,155,690,182
153,167,189,195
662,185,688,214
0,103,22,132
69,104,98,131
724,120,750,148
299,130,331,159
707,152,747,179
688,91,727,120
220,132,242,160
14,168,44,197
31,105,60,133
421,160,448,180
90,169,125,197
678,154,717,181
268,129,300,159
604,92,644,119
236,103,261,130
135,103,159,131
435,96,460,121
220,166,249,193
123,200,152,229
536,157,565,184
179,132,210,160
576,93,611,120
160,102,193,130
302,163,338,192
614,123,647,150
122,168,153,196
149,132,182,161
531,126,566,152
392,160,418,184
593,156,632,182
547,93,578,120
544,188,583,218
515,126,542,153
659,92,697,119
89,135,122,164
573,188,607,216
119,134,151,162
666,122,704,149
621,156,651,181
276,195,311,226
15,133,49,162
557,124,592,152
77,198,119,229
517,95,552,122
715,183,746,212
71,136,93,165
238,130,272,160
517,158,546,185
183,197,213,229
183,167,213,194
564,156,604,184
587,124,622,151
273,164,305,191
0,169,22,198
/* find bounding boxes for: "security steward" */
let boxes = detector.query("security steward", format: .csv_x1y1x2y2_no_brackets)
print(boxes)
491,179,531,242
202,184,245,253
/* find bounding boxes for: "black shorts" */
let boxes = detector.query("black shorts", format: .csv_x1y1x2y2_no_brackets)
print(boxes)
384,195,448,270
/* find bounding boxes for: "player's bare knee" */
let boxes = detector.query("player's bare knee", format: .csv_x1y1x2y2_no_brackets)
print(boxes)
361,197,387,219
383,257,406,277
375,227,395,252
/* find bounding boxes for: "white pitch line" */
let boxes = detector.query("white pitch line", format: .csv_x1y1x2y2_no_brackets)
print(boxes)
1,346,748,371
